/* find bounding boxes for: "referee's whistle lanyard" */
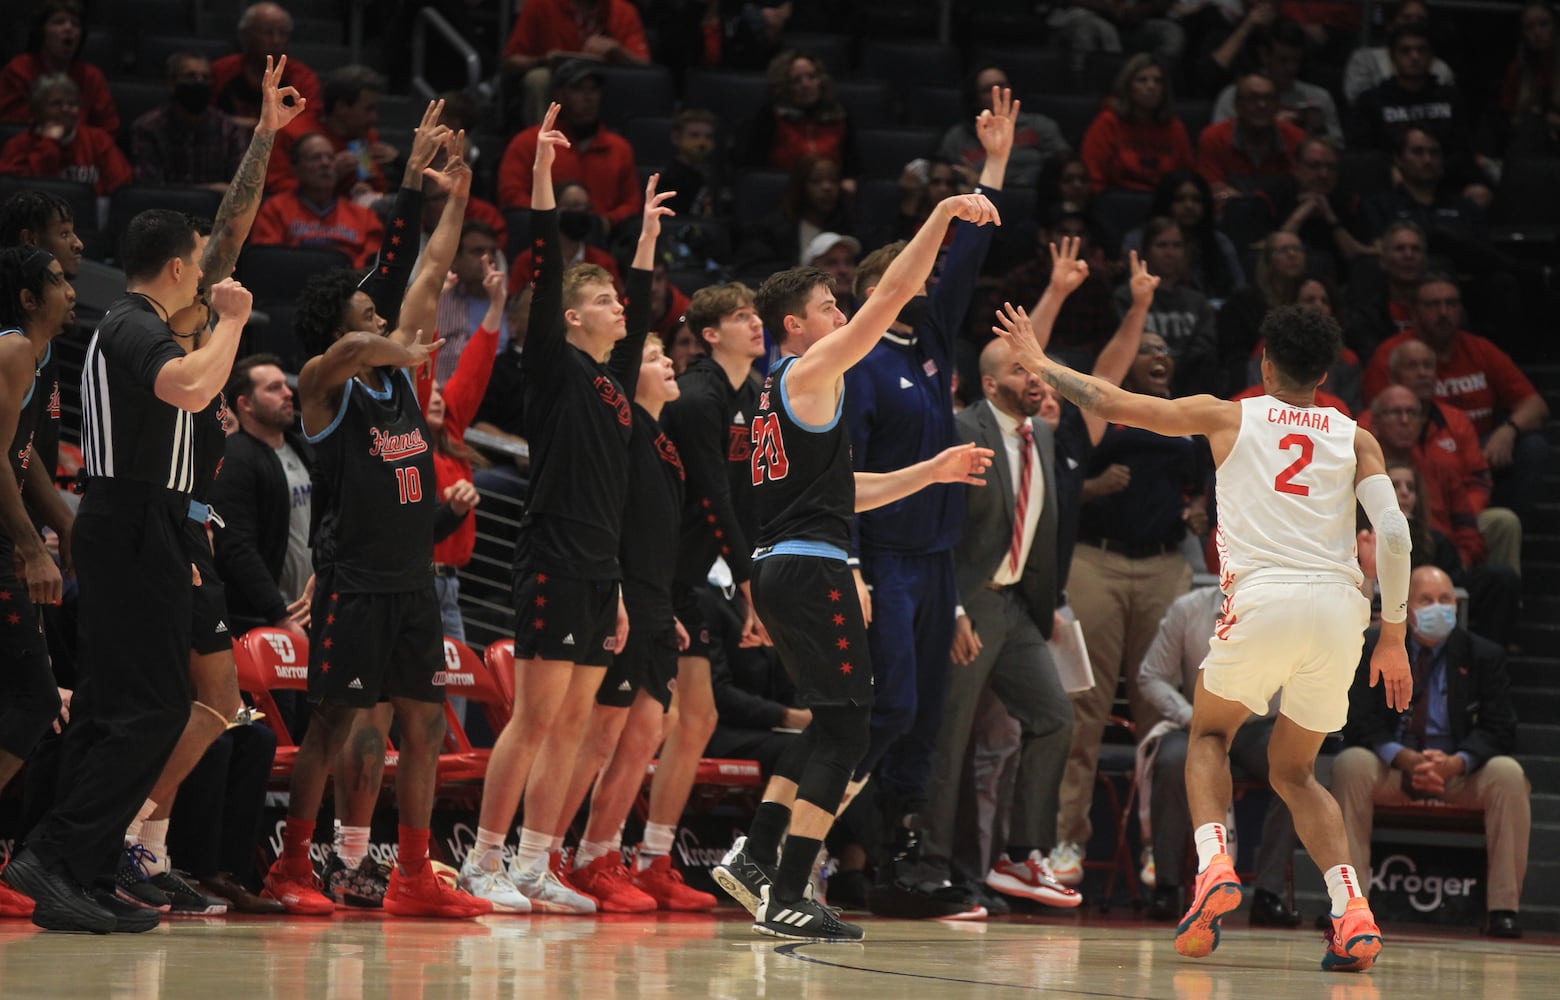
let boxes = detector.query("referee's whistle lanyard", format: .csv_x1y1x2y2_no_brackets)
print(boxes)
187,499,225,529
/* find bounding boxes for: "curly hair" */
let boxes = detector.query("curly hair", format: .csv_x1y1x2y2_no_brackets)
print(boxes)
0,246,58,329
293,269,362,359
1260,303,1342,388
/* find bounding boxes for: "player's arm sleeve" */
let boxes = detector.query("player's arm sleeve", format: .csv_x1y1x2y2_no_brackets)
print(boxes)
357,185,424,330
665,390,753,583
522,208,566,385
1358,473,1410,623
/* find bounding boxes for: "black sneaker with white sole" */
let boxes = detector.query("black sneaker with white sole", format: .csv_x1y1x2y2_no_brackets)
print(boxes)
4,848,116,934
753,884,865,942
90,889,161,933
711,836,775,917
115,846,171,912
150,870,229,915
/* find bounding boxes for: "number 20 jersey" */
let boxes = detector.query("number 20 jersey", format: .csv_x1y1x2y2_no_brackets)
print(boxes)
751,357,855,553
1214,395,1363,593
308,367,436,593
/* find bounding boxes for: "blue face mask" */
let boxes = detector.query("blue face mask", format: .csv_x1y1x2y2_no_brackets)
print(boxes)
1413,603,1457,643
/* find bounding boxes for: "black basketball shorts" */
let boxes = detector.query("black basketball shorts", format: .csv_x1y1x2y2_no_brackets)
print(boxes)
512,571,618,667
184,520,231,656
597,581,678,709
308,571,444,708
750,553,873,708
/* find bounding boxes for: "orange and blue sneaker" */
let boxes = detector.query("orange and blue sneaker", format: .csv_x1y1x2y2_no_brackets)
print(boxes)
1173,852,1243,958
1321,897,1383,972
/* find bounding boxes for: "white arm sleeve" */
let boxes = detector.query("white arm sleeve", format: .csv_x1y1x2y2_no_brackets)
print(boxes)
1357,473,1411,624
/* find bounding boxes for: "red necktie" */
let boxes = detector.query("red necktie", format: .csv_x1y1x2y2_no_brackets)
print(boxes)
1009,422,1033,575
1407,646,1436,750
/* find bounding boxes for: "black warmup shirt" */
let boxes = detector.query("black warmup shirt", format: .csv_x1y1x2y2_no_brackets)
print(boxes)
1078,422,1201,552
662,354,762,587
751,356,854,553
620,403,685,609
308,366,436,593
0,332,53,493
515,207,651,580
79,294,192,489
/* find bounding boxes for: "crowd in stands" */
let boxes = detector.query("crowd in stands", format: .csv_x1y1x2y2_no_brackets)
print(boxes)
0,0,1550,940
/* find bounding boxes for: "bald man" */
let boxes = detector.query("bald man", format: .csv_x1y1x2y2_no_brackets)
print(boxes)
210,3,321,124
916,335,1081,911
1331,566,1529,939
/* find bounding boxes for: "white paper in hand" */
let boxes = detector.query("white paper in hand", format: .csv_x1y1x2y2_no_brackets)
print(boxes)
1049,604,1093,693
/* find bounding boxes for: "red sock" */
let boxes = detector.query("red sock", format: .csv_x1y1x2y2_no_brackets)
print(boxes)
398,825,430,876
282,817,315,871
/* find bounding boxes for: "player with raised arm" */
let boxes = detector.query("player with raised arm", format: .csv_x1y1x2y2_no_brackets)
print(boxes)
993,299,1412,973
709,190,1000,942
260,129,490,920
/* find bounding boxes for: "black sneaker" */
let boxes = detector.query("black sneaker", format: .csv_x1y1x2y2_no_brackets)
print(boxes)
4,848,116,934
711,836,775,917
115,846,171,912
324,854,390,908
867,878,986,920
91,888,160,933
754,883,865,942
150,870,229,915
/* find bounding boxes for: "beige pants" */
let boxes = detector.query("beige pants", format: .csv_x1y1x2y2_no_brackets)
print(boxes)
1329,746,1530,912
1056,545,1190,845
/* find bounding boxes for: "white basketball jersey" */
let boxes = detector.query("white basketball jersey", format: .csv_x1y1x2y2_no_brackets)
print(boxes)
1215,396,1363,592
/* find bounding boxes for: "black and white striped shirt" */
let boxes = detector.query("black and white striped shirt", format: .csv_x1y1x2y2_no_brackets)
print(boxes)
80,295,196,491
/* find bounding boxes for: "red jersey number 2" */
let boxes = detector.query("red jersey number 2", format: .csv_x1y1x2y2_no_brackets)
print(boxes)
750,413,790,485
1273,433,1313,496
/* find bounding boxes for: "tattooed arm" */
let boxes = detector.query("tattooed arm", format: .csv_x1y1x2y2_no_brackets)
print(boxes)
992,302,1240,444
200,56,307,284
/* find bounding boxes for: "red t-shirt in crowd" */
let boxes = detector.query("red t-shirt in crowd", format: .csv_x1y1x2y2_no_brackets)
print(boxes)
1359,398,1491,514
1363,330,1539,436
1195,118,1307,190
0,124,130,196
0,54,118,132
496,123,641,224
249,192,385,269
1080,105,1194,193
503,0,649,61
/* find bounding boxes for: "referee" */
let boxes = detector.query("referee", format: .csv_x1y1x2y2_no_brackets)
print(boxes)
7,210,251,934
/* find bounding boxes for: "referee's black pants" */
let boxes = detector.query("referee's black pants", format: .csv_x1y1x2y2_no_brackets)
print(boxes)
25,482,192,887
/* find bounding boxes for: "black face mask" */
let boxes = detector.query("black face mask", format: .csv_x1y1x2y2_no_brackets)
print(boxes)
558,210,593,241
173,81,211,115
894,296,929,331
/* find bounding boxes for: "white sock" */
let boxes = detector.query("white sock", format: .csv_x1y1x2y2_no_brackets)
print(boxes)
637,822,676,871
125,799,158,845
140,819,171,875
548,835,565,853
1194,822,1229,872
574,839,612,869
1324,864,1364,916
472,827,507,871
336,825,371,868
513,827,552,871
607,823,624,855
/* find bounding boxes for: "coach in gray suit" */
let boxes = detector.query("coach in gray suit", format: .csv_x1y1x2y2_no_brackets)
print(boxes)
918,337,1078,907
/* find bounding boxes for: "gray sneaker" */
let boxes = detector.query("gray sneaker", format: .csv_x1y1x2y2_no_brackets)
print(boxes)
711,836,775,917
457,853,533,913
506,856,596,914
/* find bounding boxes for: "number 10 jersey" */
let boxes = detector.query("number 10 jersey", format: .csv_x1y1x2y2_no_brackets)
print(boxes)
751,357,855,554
1214,394,1364,593
307,366,437,593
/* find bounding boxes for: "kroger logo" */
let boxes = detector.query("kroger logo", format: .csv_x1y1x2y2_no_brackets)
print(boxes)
1370,854,1479,913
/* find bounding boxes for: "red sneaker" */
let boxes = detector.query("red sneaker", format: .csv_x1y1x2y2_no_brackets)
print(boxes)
383,863,494,919
260,858,336,916
1322,897,1383,973
631,853,718,912
549,851,598,905
0,879,35,917
569,856,657,913
1174,853,1243,958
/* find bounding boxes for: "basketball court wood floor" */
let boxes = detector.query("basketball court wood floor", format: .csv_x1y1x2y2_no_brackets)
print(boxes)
0,910,1552,999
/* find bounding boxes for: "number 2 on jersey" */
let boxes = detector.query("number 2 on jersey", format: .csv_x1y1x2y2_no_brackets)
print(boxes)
1273,433,1313,496
395,466,423,504
750,413,790,485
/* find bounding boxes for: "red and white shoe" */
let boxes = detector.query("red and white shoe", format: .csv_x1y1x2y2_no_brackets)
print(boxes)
260,858,336,916
985,851,1084,908
384,863,493,919
0,879,35,918
631,853,718,912
569,856,657,913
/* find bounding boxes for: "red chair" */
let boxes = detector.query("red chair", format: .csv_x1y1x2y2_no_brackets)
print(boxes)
233,627,310,785
430,637,512,784
483,638,517,719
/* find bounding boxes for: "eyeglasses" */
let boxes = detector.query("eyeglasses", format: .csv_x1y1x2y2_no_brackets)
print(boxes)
1377,407,1421,419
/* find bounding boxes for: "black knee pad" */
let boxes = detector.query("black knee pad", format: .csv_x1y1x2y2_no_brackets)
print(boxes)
772,725,816,784
794,704,871,810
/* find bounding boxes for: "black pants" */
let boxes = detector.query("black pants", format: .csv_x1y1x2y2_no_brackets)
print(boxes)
25,483,192,886
168,725,277,885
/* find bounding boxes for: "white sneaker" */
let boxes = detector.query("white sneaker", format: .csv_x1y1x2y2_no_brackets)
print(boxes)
1140,848,1156,889
985,851,1083,908
507,856,597,914
1048,841,1085,887
457,854,533,913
